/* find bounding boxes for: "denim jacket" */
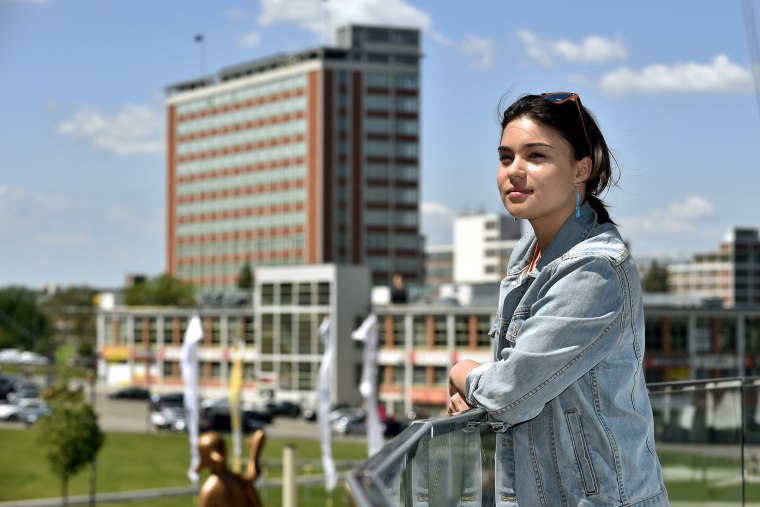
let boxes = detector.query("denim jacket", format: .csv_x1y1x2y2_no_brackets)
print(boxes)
465,202,669,506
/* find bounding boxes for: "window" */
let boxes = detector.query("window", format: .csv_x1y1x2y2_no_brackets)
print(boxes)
261,315,275,354
365,72,390,87
395,74,418,89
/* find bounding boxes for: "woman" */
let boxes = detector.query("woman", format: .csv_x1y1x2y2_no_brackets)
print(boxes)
448,92,669,506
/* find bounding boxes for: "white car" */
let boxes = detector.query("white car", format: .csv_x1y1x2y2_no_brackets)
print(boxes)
0,398,48,421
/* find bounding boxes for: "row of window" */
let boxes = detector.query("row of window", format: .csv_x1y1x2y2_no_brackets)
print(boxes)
364,72,419,90
177,96,307,136
177,189,306,218
177,166,306,197
176,211,305,237
364,186,418,204
177,143,306,176
177,119,306,156
365,117,418,135
364,94,418,112
176,74,307,116
365,209,418,227
259,282,331,307
178,235,305,259
365,163,418,181
366,232,421,250
365,140,418,158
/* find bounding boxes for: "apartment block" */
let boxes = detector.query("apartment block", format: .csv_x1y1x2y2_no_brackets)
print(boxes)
164,24,424,293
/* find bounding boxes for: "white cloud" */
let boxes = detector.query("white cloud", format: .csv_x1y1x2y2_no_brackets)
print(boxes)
553,35,628,64
258,0,432,40
516,30,627,66
459,34,495,70
621,195,714,234
238,31,262,48
55,103,164,156
516,30,552,66
430,31,453,47
601,54,752,96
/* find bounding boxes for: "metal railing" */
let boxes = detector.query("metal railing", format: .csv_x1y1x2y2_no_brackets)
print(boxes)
346,378,760,506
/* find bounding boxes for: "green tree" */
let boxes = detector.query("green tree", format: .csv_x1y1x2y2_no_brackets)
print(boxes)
124,273,197,307
35,348,104,506
39,286,97,359
0,286,50,353
643,260,670,293
237,262,254,290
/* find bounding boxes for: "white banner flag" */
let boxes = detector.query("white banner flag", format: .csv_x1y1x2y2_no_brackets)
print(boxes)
317,317,337,492
352,314,382,456
180,315,204,484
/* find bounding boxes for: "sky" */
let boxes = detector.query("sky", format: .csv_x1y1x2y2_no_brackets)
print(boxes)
1,0,759,288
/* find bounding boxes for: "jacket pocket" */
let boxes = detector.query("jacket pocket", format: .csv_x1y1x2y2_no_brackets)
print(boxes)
564,409,599,495
505,307,530,343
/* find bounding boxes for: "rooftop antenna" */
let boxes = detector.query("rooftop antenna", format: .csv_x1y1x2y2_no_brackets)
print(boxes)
741,0,760,120
194,34,206,76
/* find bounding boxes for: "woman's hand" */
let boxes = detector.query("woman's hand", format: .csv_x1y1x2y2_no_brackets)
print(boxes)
447,360,481,415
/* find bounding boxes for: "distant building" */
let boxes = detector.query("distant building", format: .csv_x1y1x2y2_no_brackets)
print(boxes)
96,265,760,419
96,264,371,408
424,214,521,297
164,24,424,294
669,227,760,307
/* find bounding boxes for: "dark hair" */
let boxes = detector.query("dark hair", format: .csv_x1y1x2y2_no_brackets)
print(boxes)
498,93,618,225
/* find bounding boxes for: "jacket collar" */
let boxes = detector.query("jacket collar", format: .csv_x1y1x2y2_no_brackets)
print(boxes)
507,202,598,276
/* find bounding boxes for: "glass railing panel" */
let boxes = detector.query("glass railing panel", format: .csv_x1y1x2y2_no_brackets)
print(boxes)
648,379,744,506
347,378,760,506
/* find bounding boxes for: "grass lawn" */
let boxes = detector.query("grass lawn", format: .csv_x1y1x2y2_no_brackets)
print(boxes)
0,428,368,506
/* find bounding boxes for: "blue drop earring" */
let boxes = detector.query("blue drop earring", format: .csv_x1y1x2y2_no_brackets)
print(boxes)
575,189,581,218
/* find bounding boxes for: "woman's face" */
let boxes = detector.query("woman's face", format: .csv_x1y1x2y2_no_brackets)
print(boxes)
497,116,588,238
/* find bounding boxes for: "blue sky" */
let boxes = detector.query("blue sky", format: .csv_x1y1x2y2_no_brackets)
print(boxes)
1,0,757,288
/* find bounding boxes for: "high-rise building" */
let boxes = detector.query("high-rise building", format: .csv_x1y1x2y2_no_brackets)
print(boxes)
164,24,423,293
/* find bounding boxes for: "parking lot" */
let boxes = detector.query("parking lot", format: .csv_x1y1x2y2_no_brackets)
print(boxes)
0,384,325,441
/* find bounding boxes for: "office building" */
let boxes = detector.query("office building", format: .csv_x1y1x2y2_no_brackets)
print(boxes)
97,264,371,408
424,214,521,298
164,24,424,293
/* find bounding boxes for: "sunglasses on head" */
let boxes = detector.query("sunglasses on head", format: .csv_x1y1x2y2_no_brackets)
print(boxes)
541,92,592,158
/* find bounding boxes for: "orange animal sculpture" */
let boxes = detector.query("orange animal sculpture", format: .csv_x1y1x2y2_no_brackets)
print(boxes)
196,429,266,507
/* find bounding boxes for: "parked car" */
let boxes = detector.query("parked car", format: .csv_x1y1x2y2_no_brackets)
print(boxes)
0,397,47,421
0,374,19,400
265,400,301,418
151,405,187,432
7,383,40,403
108,387,150,400
18,399,51,426
329,407,366,435
199,398,273,434
150,391,186,411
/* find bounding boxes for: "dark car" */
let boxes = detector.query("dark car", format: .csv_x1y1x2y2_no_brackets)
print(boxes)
150,391,185,411
108,387,151,400
265,400,301,418
7,382,40,402
199,408,271,434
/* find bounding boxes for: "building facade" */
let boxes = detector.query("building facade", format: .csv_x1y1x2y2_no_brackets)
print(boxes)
165,24,424,293
97,264,371,409
669,227,760,306
97,266,760,420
